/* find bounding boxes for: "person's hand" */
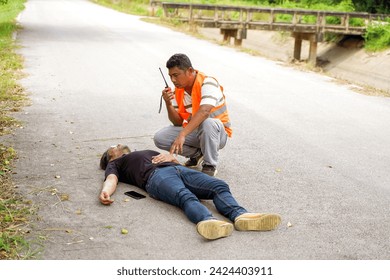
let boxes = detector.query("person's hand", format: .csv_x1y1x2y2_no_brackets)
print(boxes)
162,87,174,104
99,191,114,205
152,153,176,164
170,134,185,155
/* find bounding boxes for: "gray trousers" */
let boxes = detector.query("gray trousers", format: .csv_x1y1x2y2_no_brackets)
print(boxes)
153,118,228,167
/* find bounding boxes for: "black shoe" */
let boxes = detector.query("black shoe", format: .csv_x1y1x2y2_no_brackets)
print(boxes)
185,153,204,167
202,164,217,176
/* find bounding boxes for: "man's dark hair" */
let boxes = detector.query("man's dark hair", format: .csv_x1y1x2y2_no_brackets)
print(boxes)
166,53,193,70
100,145,131,170
100,150,110,170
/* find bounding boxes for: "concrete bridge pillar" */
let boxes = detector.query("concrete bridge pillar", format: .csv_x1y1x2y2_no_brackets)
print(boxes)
220,28,246,46
293,33,303,60
308,34,318,66
293,32,318,66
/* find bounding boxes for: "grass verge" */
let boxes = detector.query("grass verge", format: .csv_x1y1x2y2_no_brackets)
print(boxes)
0,0,37,260
91,0,150,15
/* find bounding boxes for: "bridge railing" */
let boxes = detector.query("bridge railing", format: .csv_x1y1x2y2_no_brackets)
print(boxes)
158,2,389,36
150,1,389,65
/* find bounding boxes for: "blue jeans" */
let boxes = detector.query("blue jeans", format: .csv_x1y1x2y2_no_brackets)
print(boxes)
145,165,247,224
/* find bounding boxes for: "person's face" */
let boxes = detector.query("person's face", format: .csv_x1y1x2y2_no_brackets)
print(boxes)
168,66,194,89
107,144,127,161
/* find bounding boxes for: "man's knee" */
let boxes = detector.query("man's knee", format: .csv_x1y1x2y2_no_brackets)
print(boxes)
199,118,224,137
214,180,231,193
154,126,180,149
200,118,216,130
153,128,167,149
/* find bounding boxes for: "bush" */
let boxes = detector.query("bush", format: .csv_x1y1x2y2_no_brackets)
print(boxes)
364,21,390,51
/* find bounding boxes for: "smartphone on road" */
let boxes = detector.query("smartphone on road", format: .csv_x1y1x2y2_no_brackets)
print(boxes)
124,191,146,200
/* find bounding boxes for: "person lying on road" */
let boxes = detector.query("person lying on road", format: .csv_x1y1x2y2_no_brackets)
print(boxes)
99,144,281,240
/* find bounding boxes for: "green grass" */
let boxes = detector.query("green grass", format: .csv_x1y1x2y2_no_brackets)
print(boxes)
0,0,36,260
0,0,25,109
91,0,150,15
0,143,37,260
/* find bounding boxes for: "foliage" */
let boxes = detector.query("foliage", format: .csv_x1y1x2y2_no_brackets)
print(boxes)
245,0,389,13
352,0,390,14
364,20,390,51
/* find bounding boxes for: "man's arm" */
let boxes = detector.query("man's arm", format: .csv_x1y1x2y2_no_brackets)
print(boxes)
170,104,213,155
99,174,118,205
162,87,182,126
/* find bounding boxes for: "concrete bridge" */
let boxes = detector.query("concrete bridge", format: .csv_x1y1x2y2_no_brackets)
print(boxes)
150,1,389,65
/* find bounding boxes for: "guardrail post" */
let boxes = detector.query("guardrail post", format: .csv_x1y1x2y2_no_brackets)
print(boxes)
248,11,253,22
270,9,274,25
293,11,298,25
189,4,193,22
345,14,350,32
315,12,321,34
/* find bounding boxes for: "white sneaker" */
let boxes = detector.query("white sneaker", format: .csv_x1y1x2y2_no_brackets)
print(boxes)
234,213,281,231
196,219,233,240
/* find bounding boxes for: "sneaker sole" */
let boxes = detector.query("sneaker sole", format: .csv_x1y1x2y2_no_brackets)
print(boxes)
196,220,233,240
202,169,218,176
235,214,281,231
185,156,204,168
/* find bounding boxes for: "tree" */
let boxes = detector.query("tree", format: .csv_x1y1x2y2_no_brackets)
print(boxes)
353,0,389,13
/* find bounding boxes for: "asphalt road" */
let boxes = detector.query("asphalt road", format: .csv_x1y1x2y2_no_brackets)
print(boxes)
10,0,390,260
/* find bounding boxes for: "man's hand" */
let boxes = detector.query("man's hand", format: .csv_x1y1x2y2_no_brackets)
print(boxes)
162,87,175,104
152,153,179,164
170,133,185,155
99,191,114,205
99,174,117,205
168,105,213,155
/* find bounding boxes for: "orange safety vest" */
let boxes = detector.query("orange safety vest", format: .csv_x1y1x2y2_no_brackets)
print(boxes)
175,71,232,137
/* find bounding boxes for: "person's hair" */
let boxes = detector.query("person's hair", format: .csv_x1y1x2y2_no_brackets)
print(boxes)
100,150,110,170
99,145,130,170
166,53,192,70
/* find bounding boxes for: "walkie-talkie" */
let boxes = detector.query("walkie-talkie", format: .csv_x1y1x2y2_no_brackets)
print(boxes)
158,67,169,113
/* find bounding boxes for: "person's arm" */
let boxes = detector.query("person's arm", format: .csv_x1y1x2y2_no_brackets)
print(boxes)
170,104,213,155
162,87,182,126
99,174,118,205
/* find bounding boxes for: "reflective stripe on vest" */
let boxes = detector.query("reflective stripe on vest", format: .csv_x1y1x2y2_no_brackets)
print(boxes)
175,71,232,137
